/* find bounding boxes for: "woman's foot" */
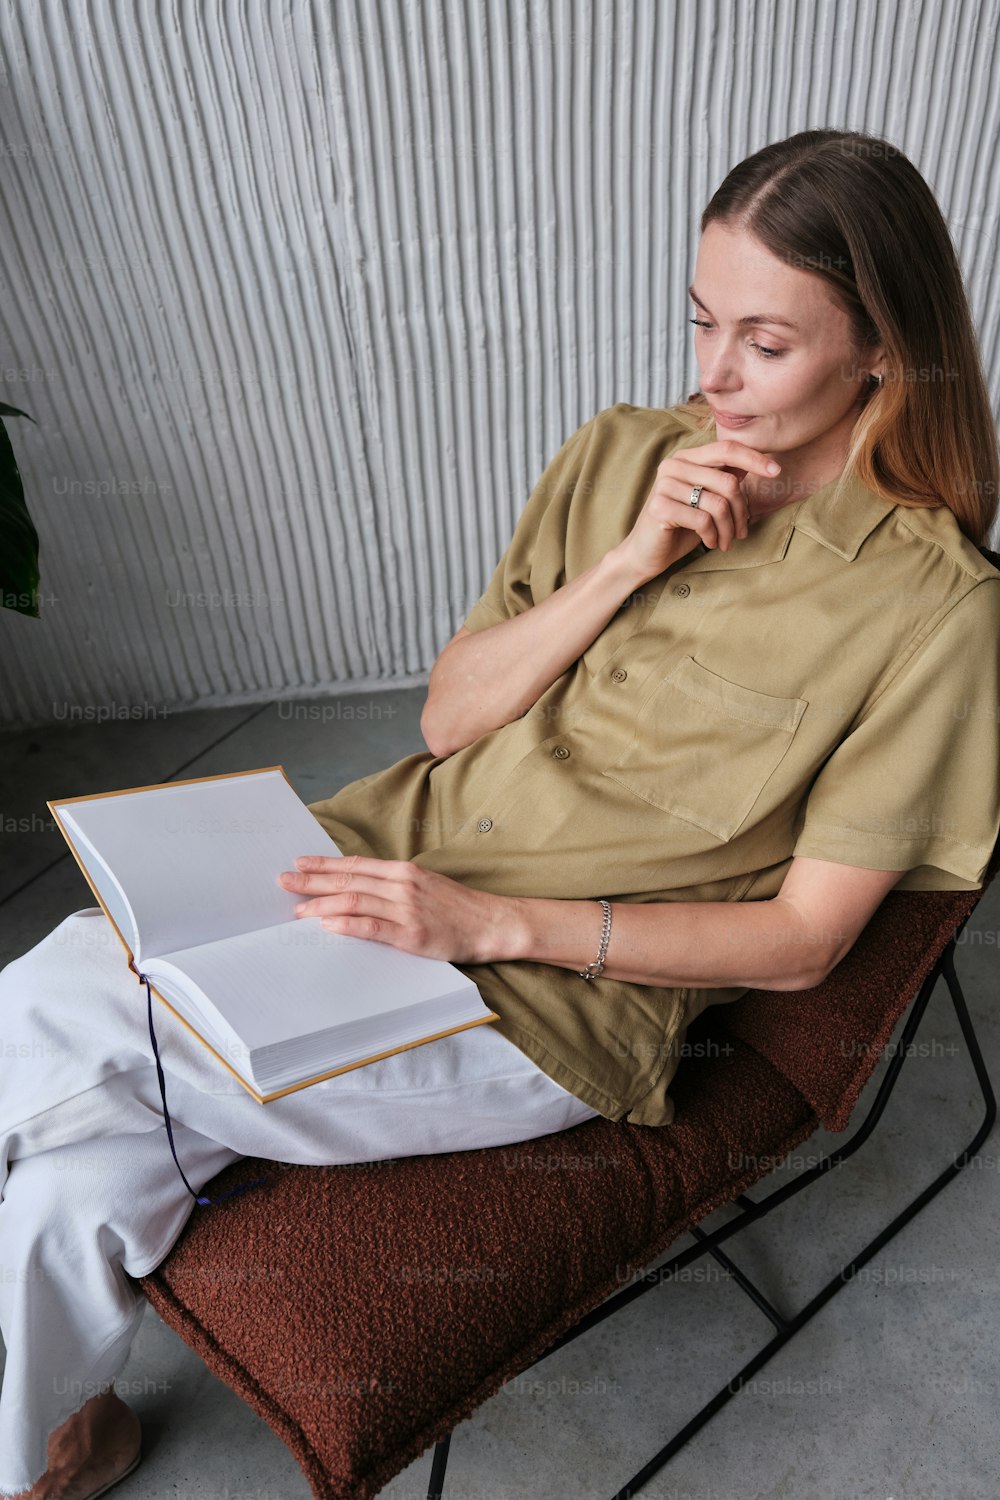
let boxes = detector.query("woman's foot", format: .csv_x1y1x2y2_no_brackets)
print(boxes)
12,1390,141,1500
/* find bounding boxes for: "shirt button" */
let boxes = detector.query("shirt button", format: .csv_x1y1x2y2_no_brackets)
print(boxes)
552,745,571,759
611,668,628,682
477,818,493,832
673,582,691,597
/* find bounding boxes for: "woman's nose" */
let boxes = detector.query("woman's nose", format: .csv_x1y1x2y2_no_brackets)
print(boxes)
700,366,741,394
699,349,746,390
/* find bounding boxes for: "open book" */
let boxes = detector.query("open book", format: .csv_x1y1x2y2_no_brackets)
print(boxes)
48,766,498,1102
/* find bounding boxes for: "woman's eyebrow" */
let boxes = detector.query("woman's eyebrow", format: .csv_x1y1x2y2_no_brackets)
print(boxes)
688,284,800,332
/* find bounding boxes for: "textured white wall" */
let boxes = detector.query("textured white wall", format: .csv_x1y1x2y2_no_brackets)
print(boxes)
1,0,999,727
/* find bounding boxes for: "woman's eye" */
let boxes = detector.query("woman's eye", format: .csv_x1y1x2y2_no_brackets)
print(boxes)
688,318,784,360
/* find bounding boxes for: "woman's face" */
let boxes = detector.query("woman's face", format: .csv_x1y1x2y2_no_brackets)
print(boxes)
689,220,883,458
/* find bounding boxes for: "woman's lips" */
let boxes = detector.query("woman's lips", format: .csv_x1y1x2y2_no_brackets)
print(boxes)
711,409,757,427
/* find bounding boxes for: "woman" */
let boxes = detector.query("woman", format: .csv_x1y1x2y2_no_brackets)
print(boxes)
3,126,999,1498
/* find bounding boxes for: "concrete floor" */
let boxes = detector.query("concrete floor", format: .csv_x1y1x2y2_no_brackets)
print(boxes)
1,685,997,1500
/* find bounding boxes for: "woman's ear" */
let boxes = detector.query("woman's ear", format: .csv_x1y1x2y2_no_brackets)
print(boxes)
865,338,887,384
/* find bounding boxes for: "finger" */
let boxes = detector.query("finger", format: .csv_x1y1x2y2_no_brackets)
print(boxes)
337,855,416,878
293,854,341,870
320,909,404,942
278,855,340,888
292,854,403,873
298,890,402,925
692,439,781,478
278,854,403,889
659,471,737,550
666,458,749,544
284,870,407,900
720,466,756,529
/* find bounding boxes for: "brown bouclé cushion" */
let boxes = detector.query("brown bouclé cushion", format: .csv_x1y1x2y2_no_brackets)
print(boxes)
138,871,993,1499
139,1038,816,1500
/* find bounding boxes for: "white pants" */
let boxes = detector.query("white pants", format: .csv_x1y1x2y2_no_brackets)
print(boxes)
0,907,600,1496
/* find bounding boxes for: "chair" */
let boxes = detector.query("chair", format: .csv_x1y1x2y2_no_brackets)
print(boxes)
136,554,1000,1500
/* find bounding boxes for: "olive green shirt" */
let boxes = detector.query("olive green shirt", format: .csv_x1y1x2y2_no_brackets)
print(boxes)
307,402,1000,1126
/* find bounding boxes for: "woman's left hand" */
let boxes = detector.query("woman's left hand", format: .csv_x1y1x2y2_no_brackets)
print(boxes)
277,854,514,964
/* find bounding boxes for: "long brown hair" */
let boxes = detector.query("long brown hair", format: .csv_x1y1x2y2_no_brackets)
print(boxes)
674,129,998,548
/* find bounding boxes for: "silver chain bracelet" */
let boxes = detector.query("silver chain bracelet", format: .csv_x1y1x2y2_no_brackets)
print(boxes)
579,898,612,980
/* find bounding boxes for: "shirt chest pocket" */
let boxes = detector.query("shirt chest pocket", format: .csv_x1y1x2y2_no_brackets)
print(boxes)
601,655,808,842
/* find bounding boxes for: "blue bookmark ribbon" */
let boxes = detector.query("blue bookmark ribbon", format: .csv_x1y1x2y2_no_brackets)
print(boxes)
133,964,272,1207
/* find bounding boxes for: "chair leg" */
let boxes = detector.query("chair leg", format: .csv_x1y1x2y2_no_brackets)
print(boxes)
939,941,997,1166
426,1432,451,1498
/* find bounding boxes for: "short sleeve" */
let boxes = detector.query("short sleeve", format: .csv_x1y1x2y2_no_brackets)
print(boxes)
791,578,1000,891
459,412,601,633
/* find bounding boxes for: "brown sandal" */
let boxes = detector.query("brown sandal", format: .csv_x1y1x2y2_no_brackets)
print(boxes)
74,1444,142,1500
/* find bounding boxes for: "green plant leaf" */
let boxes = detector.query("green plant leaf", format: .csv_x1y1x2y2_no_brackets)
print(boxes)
0,405,41,618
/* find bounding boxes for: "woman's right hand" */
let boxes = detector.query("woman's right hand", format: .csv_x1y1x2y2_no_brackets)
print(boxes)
614,438,783,582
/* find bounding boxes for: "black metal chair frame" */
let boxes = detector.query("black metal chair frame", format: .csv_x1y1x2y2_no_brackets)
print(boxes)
423,910,996,1500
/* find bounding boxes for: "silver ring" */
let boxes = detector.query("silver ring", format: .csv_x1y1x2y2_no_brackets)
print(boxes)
689,485,703,508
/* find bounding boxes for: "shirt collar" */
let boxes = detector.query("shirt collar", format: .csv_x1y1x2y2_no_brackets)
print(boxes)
673,420,897,568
